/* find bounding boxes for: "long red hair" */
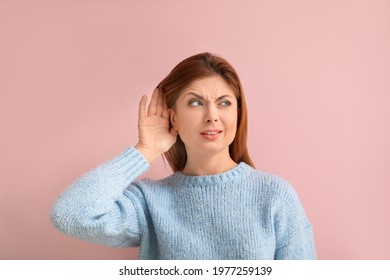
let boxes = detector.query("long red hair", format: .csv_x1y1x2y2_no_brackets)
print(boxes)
157,52,254,172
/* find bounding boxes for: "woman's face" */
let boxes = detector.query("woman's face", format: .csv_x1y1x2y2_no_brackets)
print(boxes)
170,75,238,158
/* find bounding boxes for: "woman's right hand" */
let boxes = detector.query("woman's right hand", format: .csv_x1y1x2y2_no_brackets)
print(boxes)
135,87,178,164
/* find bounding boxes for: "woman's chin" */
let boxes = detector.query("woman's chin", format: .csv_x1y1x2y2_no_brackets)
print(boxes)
187,144,231,158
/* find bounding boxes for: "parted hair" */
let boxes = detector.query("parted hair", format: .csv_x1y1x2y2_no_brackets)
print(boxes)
157,52,254,172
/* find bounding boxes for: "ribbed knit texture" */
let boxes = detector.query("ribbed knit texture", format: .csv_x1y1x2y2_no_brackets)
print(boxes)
50,147,316,260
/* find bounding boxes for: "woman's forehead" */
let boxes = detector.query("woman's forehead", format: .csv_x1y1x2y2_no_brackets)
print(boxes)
180,76,236,97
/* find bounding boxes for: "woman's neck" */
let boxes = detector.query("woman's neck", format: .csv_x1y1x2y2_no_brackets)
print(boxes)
182,150,237,176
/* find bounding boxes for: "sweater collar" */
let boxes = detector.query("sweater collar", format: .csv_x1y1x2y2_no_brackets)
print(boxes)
170,162,252,187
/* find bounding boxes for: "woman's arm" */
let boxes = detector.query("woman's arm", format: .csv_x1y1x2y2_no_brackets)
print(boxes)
50,147,150,247
274,223,316,260
273,180,317,260
50,87,178,247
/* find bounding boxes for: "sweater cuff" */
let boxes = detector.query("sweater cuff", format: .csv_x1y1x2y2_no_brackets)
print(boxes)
107,147,150,183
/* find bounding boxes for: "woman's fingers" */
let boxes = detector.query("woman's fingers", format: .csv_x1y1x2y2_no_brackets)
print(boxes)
156,87,164,116
142,87,169,119
147,88,159,116
138,95,147,120
136,88,177,162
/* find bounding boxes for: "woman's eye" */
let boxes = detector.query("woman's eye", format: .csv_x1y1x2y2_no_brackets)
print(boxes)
189,100,202,107
219,100,231,107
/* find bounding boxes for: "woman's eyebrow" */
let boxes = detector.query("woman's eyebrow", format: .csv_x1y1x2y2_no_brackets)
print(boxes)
186,92,233,100
215,95,233,100
186,92,204,99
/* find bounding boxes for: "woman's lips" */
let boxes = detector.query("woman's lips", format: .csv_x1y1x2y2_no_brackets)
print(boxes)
200,129,223,140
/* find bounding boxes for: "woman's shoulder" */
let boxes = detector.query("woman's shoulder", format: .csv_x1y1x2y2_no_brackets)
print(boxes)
245,165,299,202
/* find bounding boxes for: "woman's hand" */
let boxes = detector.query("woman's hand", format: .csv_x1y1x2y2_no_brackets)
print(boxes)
135,87,178,164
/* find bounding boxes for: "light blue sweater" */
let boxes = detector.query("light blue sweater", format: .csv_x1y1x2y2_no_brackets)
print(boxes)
50,147,316,259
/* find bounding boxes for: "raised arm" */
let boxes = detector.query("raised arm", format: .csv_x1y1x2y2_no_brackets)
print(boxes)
50,88,177,247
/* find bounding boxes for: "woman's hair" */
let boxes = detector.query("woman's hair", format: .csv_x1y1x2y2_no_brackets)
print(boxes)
157,52,254,172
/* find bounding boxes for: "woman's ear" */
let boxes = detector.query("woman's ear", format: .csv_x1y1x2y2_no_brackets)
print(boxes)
169,109,178,131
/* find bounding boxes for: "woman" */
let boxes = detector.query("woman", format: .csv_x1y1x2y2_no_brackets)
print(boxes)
50,52,316,259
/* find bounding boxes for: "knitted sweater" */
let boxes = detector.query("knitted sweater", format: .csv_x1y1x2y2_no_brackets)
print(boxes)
50,147,316,260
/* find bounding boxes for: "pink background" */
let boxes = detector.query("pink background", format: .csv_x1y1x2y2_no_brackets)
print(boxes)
1,0,389,260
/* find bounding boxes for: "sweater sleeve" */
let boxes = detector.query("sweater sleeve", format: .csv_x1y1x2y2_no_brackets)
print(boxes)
50,147,150,248
273,179,316,260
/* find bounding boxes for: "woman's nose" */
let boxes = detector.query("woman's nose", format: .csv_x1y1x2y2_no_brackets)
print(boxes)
204,105,218,123
205,118,218,123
